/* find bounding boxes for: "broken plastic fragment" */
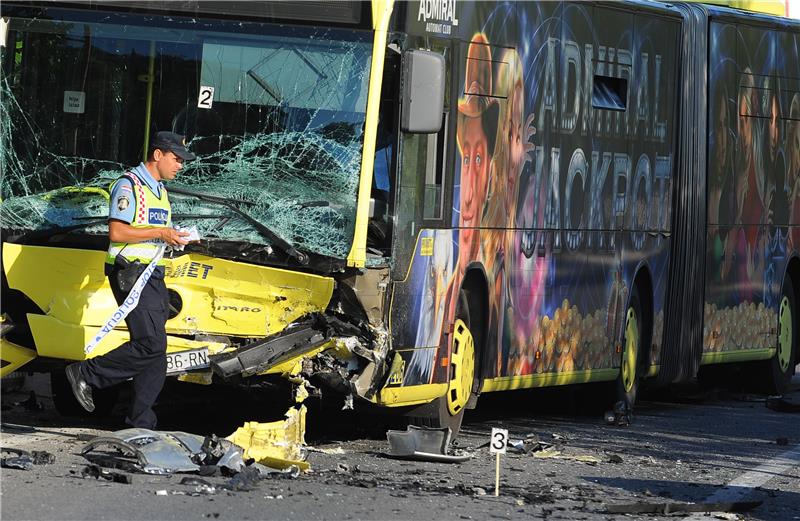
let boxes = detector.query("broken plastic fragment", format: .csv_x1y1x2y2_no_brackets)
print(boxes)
226,406,309,471
0,455,33,470
82,428,246,475
0,447,54,469
294,382,310,404
81,464,132,484
385,426,472,463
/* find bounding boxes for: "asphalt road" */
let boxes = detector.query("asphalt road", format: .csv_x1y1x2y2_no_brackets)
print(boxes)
1,373,799,521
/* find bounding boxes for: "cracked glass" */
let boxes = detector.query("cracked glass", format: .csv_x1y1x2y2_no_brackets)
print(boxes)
0,7,372,261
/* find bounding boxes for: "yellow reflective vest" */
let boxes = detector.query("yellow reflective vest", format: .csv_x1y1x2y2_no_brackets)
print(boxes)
106,171,171,265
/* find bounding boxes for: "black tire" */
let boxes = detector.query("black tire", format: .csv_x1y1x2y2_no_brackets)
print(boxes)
51,371,119,418
410,289,476,437
754,277,797,395
611,287,645,423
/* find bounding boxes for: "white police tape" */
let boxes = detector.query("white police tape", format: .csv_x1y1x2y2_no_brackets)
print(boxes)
84,244,166,355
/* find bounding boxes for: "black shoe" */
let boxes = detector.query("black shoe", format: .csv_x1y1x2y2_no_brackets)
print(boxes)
65,363,95,412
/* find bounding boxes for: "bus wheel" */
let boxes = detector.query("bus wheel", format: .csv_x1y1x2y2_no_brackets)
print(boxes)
611,289,643,425
757,278,797,395
412,290,475,437
51,371,119,418
447,317,475,418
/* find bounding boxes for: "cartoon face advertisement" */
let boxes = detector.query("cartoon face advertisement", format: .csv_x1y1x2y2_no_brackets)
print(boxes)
394,2,797,387
705,21,800,353
391,2,683,387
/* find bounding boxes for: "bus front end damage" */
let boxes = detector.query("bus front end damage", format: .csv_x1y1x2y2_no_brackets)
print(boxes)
0,4,399,410
206,268,393,403
1,240,393,405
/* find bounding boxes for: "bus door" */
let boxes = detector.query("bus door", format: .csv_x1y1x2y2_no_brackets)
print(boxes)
391,38,454,280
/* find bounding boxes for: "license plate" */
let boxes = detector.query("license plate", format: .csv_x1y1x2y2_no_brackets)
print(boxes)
166,347,209,375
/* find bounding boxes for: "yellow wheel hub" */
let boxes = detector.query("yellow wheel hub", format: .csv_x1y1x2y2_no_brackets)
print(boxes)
447,318,475,416
622,307,639,394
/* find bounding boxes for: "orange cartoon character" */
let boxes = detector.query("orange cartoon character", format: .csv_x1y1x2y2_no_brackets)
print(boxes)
455,33,499,278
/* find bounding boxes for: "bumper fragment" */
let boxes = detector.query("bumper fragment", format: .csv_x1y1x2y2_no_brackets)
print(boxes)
0,337,37,377
385,425,472,463
211,318,328,379
226,405,309,471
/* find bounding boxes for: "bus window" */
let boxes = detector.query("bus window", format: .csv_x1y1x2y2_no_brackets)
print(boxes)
392,40,451,277
368,47,401,255
0,10,372,261
592,75,628,112
422,113,448,219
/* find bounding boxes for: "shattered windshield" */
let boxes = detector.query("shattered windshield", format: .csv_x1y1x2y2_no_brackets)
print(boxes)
0,7,372,260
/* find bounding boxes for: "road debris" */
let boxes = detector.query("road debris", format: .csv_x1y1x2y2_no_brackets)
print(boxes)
605,500,762,514
0,447,55,470
82,405,309,477
177,476,220,496
226,405,309,471
180,477,214,487
566,454,601,465
604,400,632,426
508,438,555,455
82,429,246,475
1,454,33,470
169,464,298,497
385,425,472,463
532,447,562,459
607,454,624,463
223,466,263,492
80,464,132,484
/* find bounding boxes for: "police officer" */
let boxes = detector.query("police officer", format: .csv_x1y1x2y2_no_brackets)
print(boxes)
66,131,195,429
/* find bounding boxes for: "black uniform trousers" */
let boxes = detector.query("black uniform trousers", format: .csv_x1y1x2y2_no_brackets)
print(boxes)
80,257,169,429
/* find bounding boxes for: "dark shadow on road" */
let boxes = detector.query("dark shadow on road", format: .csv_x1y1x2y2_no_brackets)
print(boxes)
589,476,800,521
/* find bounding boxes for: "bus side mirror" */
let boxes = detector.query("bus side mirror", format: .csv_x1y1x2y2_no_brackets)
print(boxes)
400,50,445,134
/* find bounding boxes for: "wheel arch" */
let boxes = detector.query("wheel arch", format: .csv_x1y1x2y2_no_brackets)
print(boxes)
630,263,655,369
460,262,490,388
781,255,800,360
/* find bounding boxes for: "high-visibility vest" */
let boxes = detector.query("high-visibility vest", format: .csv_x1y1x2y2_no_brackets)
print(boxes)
106,171,171,265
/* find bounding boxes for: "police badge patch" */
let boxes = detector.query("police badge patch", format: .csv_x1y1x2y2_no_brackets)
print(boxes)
117,196,130,211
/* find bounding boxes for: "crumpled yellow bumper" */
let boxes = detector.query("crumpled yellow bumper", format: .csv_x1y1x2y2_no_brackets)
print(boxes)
1,243,334,369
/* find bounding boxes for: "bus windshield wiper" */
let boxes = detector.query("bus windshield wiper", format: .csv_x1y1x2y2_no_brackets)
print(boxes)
168,186,309,265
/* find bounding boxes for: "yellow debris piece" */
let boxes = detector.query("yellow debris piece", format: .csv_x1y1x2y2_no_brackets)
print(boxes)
532,447,562,458
227,406,310,471
0,337,37,377
294,383,310,404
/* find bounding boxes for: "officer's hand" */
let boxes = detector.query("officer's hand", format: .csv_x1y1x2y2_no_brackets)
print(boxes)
159,228,191,246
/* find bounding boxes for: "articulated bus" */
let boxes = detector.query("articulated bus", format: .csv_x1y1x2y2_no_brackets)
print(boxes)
1,1,798,434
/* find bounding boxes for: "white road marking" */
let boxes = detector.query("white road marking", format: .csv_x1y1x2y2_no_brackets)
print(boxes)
685,443,800,520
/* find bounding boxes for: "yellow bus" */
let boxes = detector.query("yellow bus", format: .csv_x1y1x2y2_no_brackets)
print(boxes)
2,1,798,434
